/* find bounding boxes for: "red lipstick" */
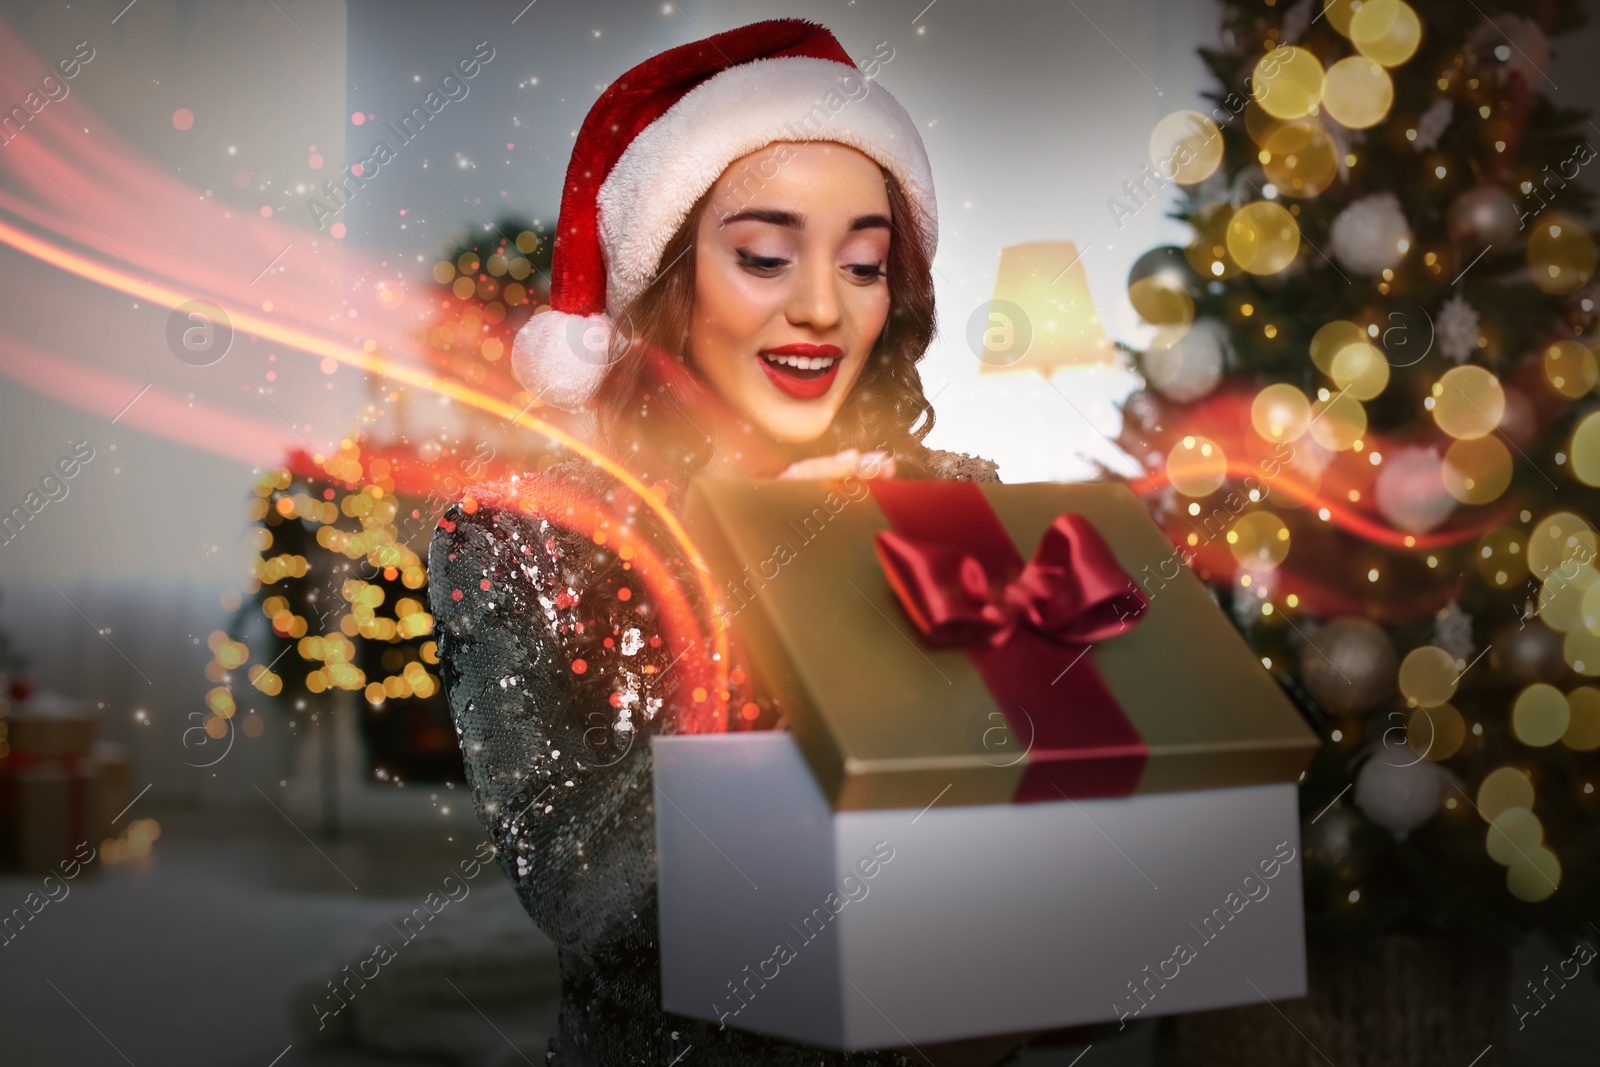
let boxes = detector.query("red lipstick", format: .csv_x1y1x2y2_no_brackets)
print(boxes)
758,343,844,401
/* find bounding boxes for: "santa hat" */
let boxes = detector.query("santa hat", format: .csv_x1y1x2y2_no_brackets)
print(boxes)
512,18,937,412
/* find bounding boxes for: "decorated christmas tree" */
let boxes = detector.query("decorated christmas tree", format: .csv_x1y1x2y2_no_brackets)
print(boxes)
212,219,556,785
1113,0,1599,964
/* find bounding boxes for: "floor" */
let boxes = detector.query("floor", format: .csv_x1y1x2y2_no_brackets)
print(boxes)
0,806,1593,1066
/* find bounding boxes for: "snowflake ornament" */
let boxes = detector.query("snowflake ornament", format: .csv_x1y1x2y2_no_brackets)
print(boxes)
1437,293,1481,365
1432,601,1474,663
1412,99,1453,152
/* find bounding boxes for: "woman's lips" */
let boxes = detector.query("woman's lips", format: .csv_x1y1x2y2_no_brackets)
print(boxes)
759,343,843,401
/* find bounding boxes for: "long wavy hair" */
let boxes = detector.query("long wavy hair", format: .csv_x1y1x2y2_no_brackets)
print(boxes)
588,164,941,485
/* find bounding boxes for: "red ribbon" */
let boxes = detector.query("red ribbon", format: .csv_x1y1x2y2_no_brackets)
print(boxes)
868,481,1149,801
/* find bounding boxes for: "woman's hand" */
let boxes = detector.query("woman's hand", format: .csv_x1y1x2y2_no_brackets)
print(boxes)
776,447,896,481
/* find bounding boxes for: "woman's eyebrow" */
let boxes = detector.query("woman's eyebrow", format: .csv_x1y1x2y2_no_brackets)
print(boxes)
849,214,891,232
717,209,892,232
720,208,802,228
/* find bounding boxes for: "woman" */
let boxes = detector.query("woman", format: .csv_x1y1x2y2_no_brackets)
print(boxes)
429,19,1022,1067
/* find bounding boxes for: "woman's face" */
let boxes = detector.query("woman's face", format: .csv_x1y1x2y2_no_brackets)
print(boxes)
688,141,893,445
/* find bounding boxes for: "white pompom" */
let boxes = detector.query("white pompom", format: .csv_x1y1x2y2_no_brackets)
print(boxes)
1355,754,1444,839
1141,318,1227,402
510,310,615,412
1329,193,1412,276
1373,446,1455,534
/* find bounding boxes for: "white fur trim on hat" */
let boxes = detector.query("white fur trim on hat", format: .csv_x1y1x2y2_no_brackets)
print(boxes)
596,56,936,316
510,309,615,412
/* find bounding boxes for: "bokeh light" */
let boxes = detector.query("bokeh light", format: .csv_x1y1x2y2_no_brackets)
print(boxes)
1571,411,1600,487
1227,511,1292,571
1476,766,1534,823
1252,46,1325,120
1149,110,1224,185
1527,512,1597,581
1350,0,1422,67
1407,702,1465,761
1167,435,1228,496
1320,57,1394,128
1308,391,1367,451
1564,687,1600,751
1527,215,1596,295
1251,383,1313,442
1474,527,1528,589
1398,644,1458,708
1441,436,1512,504
1431,366,1505,440
1486,806,1542,866
1261,119,1340,196
1310,321,1367,375
1542,339,1598,398
1227,201,1301,275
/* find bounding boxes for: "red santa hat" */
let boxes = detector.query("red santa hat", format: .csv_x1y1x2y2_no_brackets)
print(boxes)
512,18,937,411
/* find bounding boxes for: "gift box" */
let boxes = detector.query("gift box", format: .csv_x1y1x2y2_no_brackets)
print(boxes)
657,477,1319,1048
680,477,1319,808
655,732,1306,1049
1,693,105,874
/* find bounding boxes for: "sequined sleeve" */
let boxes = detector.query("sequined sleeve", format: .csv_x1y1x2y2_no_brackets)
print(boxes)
926,447,1003,483
428,493,673,964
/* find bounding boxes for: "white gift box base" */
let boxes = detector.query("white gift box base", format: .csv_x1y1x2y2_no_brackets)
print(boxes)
654,732,1307,1051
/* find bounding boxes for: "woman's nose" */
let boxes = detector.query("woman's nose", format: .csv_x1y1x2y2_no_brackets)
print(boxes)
785,257,841,332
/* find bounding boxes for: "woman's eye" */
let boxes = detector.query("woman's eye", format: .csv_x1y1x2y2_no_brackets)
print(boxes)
736,248,787,275
847,263,886,282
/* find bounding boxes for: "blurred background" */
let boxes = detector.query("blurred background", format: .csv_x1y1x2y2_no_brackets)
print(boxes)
0,1,1597,1064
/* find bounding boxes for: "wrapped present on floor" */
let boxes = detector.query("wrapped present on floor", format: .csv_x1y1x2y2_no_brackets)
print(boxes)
1,693,105,874
655,477,1320,1050
92,740,131,835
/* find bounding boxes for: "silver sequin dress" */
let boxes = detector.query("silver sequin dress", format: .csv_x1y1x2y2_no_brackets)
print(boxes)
428,449,1003,1066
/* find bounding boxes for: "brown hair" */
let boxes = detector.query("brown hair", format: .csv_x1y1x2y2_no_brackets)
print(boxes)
589,165,940,483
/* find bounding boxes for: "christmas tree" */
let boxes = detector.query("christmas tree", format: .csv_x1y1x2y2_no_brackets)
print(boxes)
213,219,557,784
1113,0,1600,959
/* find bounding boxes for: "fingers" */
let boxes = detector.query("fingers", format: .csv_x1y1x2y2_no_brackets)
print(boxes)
776,449,896,480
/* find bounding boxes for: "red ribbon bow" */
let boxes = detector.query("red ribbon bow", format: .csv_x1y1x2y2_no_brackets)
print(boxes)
874,514,1149,650
865,483,1152,799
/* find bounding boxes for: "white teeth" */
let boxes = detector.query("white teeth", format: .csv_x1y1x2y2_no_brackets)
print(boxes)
764,353,838,370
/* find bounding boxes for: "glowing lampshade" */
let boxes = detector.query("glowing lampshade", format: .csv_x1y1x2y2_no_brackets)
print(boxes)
978,242,1114,378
